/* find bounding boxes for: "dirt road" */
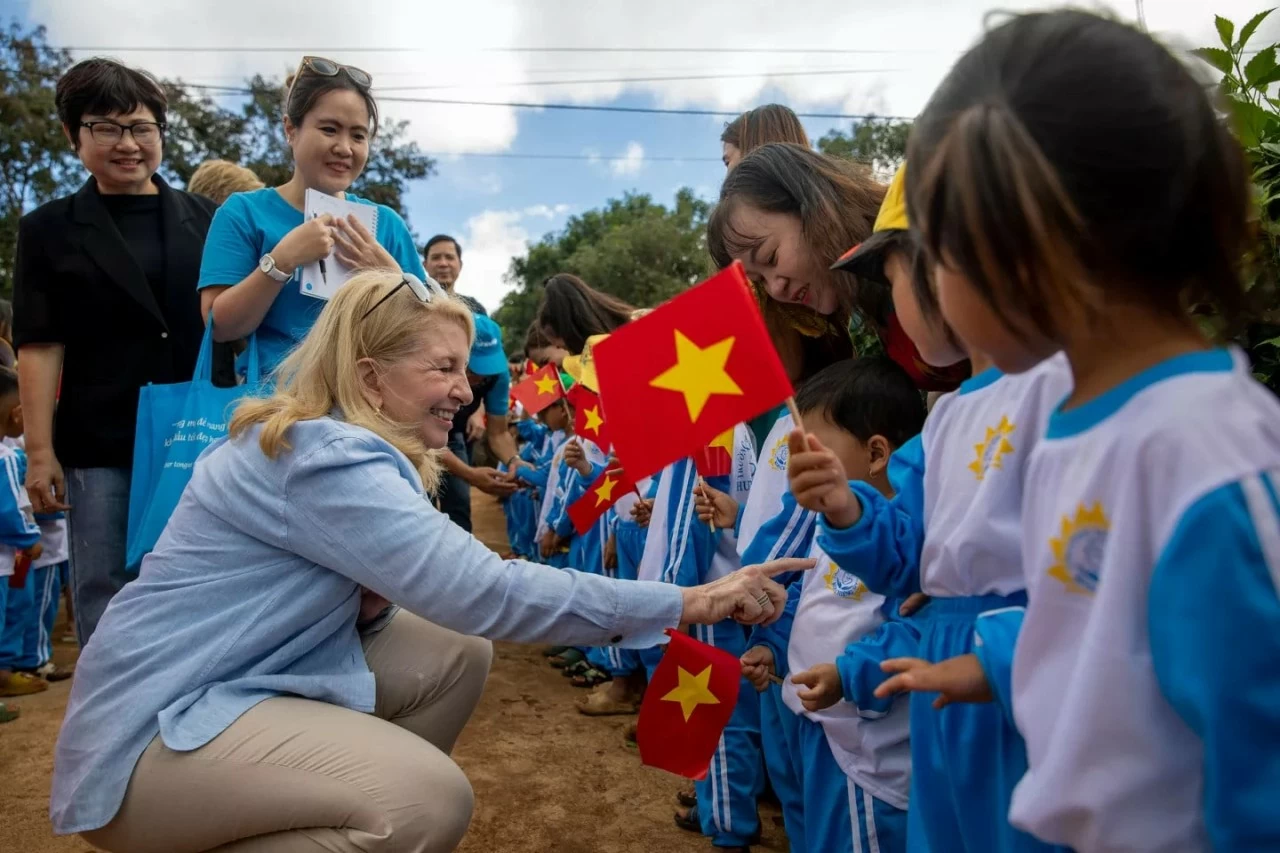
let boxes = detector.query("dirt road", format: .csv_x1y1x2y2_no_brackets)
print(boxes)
0,493,786,852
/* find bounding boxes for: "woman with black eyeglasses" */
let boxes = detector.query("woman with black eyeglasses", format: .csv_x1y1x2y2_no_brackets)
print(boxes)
13,58,221,646
197,56,426,378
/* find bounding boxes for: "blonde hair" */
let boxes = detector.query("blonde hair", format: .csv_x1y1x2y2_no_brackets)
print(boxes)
187,160,265,205
230,270,475,491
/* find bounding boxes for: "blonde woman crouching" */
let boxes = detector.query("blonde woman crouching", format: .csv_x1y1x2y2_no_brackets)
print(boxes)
51,270,806,853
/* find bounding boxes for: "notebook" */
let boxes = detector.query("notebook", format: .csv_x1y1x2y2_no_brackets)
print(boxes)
299,188,379,301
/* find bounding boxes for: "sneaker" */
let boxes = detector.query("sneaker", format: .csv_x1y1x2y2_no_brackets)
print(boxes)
0,672,49,697
34,662,74,682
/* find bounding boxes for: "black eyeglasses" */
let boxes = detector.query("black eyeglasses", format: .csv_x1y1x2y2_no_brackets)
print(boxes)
294,55,373,90
80,120,165,147
361,274,444,321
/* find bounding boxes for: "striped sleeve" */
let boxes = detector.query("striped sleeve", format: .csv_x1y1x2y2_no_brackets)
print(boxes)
0,451,40,548
1149,471,1280,852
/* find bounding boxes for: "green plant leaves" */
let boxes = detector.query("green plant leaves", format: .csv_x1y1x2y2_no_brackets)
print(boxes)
1218,14,1237,48
1248,46,1279,85
1231,98,1277,147
1239,8,1275,47
1193,46,1234,74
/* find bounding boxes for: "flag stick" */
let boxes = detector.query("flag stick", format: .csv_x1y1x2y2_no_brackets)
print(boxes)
769,673,784,685
785,395,805,432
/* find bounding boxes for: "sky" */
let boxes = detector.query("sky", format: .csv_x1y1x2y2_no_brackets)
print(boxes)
9,0,1267,312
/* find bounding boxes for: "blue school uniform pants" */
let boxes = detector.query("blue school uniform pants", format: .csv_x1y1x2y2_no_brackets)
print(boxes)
691,619,763,848
907,594,1065,853
760,683,806,848
795,712,907,853
0,561,64,670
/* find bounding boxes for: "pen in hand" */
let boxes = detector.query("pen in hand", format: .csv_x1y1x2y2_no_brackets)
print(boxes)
313,213,329,285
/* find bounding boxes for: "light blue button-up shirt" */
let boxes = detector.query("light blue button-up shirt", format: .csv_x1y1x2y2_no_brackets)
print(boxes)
51,417,683,834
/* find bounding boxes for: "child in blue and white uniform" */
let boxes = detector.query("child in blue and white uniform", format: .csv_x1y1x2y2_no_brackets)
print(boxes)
0,369,46,707
789,165,1070,853
878,11,1280,851
744,358,927,853
637,427,763,852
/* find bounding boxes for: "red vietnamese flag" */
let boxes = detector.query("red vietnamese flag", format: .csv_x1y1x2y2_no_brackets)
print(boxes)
637,629,742,779
567,466,634,535
510,364,564,414
567,384,609,449
524,358,538,376
593,262,792,480
693,428,734,478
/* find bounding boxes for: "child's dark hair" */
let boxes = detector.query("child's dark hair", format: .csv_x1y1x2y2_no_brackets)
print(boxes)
795,358,925,448
524,321,551,354
906,10,1250,343
0,366,19,398
55,58,168,150
285,66,378,136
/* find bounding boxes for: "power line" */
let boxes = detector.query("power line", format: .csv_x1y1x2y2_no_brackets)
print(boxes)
425,151,722,163
373,68,897,91
56,44,932,55
181,84,913,121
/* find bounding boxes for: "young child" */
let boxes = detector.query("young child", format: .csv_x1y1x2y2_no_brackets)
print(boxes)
741,358,926,853
876,12,1280,851
0,367,48,714
788,163,1072,853
637,428,763,853
554,434,611,687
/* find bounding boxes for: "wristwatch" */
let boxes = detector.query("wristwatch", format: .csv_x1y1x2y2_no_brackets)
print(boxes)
258,254,292,283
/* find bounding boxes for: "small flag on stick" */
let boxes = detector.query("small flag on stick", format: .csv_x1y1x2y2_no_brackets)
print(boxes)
511,364,565,415
637,629,742,779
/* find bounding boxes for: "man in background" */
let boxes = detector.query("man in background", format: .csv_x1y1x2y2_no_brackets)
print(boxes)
424,234,487,316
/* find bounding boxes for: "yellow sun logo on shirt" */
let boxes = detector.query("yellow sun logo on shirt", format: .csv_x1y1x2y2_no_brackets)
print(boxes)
824,561,867,601
768,434,790,472
1047,503,1110,596
968,416,1016,481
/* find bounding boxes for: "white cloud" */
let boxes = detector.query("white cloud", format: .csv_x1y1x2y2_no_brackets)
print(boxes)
609,141,645,177
455,205,570,313
28,0,1257,158
476,172,503,195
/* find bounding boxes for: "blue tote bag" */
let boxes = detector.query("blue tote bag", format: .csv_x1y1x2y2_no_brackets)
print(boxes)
125,324,261,571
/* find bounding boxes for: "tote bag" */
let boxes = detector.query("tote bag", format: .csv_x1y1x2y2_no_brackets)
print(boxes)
125,323,261,572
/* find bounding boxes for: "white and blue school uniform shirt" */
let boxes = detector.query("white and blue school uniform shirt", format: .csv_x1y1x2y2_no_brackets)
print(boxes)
0,441,40,578
818,355,1072,853
197,187,427,375
1004,348,1280,852
783,541,912,811
739,413,817,568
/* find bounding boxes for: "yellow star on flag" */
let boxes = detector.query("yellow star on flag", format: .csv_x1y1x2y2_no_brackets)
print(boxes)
534,375,559,396
592,475,619,507
583,406,605,433
661,664,721,722
649,331,744,422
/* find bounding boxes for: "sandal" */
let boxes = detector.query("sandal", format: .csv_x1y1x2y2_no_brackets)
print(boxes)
549,649,585,669
0,672,48,697
570,666,612,688
561,659,594,678
542,645,570,658
576,690,639,716
0,702,18,723
676,788,697,808
675,805,761,846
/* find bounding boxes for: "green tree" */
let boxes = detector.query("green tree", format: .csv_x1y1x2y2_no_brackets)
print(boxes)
1195,9,1280,391
817,116,912,177
493,189,714,353
0,22,78,292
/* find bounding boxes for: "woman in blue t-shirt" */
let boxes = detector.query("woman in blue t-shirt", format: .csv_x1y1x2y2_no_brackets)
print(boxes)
197,57,426,374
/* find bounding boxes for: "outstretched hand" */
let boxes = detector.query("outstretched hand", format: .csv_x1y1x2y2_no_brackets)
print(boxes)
791,662,843,712
680,558,816,628
875,653,992,709
693,479,738,529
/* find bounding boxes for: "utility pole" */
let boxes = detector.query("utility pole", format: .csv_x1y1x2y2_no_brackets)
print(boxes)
1135,0,1147,31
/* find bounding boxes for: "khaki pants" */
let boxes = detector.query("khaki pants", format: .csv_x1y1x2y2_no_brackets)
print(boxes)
83,612,493,853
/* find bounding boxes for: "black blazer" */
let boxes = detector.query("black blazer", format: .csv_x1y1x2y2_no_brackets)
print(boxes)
13,175,220,469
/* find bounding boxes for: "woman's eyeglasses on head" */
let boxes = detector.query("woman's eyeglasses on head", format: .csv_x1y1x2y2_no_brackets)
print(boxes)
293,56,373,90
361,274,445,321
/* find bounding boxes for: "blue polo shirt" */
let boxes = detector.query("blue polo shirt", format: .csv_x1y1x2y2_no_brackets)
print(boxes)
197,188,426,376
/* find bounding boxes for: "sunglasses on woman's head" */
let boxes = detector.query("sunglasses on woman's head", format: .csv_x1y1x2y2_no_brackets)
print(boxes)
294,56,373,90
361,274,445,321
